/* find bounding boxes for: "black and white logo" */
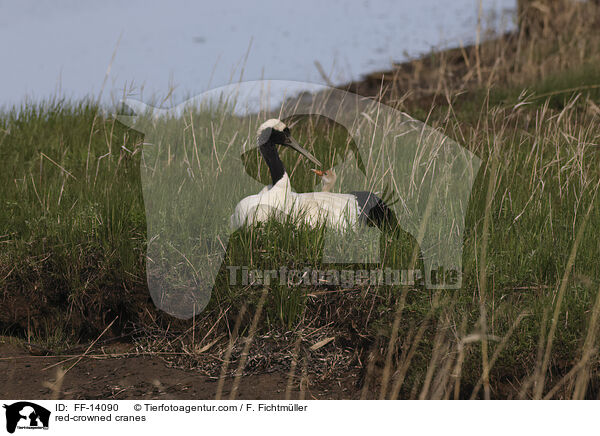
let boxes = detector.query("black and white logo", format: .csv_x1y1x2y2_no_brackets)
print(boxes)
3,402,50,434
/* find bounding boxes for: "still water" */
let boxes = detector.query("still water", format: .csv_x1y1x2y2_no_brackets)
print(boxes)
0,0,515,109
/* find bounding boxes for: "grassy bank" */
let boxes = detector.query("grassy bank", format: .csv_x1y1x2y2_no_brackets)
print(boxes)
2,0,600,399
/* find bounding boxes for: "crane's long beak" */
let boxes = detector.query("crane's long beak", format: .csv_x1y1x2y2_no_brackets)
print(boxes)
284,136,322,167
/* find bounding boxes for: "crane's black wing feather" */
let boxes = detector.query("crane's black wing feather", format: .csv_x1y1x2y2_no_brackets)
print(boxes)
350,190,398,230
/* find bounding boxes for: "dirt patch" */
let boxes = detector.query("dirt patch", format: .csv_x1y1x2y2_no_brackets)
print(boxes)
0,342,367,400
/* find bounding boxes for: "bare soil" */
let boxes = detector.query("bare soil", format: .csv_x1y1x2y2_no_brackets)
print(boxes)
0,342,367,400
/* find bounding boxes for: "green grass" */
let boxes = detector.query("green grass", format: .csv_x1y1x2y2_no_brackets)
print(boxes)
1,57,600,398
0,100,147,338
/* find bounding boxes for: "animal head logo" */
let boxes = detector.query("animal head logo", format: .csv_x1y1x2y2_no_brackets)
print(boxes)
118,80,481,319
3,402,50,434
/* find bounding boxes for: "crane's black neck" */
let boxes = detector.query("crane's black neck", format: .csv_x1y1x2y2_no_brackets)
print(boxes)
260,140,286,186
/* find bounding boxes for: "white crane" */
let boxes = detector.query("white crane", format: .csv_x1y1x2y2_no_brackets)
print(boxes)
230,119,394,231
230,119,320,228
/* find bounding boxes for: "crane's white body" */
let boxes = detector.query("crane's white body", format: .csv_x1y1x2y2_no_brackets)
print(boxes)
230,173,295,228
293,190,359,230
230,173,360,231
230,119,364,232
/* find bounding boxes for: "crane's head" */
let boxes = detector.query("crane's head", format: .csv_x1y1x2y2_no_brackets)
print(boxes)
257,119,321,167
311,168,337,185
